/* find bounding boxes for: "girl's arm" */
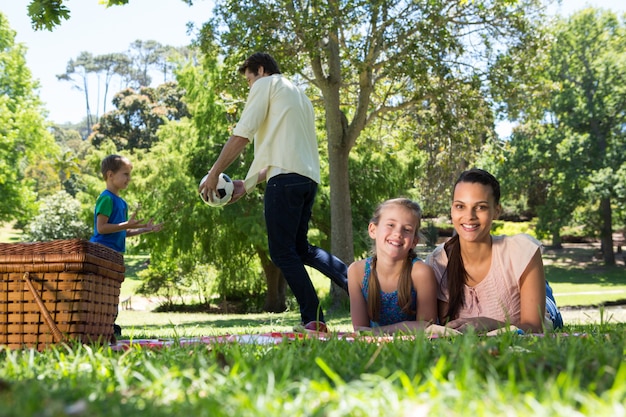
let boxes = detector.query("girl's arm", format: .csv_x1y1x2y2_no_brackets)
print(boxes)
413,262,438,324
365,320,429,335
348,261,371,331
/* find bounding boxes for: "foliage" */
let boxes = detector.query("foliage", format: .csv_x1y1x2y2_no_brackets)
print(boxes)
89,82,190,151
136,255,193,307
57,42,191,134
0,326,624,416
495,8,626,262
0,12,60,225
348,122,430,258
204,0,549,286
24,190,91,241
25,0,194,30
491,220,537,237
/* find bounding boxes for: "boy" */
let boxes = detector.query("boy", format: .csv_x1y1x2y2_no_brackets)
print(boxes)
91,154,162,336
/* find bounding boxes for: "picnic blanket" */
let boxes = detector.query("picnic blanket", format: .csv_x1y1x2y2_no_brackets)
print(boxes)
109,325,538,351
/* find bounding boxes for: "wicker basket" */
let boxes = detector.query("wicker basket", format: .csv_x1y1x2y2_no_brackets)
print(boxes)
0,239,125,349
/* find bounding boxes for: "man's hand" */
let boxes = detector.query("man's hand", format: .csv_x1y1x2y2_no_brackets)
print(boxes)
198,171,220,204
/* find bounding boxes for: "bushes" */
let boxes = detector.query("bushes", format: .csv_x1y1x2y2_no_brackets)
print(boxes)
24,190,91,241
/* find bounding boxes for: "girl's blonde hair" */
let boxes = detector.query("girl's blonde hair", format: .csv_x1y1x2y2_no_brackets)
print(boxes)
368,198,422,322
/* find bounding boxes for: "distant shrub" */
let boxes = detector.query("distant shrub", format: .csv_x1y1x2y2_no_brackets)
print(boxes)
25,190,91,241
491,220,537,237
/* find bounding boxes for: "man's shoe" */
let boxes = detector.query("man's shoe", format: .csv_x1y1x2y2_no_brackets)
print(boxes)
302,321,329,333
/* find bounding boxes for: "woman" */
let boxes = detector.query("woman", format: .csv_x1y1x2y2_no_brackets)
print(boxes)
426,168,563,334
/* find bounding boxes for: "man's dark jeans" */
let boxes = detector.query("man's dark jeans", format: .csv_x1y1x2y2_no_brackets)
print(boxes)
264,173,347,324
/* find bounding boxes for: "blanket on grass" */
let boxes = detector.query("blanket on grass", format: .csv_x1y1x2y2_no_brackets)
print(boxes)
110,325,562,351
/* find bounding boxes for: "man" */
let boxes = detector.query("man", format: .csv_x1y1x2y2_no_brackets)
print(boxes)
199,52,347,332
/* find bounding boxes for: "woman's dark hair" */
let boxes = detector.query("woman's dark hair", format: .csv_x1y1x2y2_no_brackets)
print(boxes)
100,154,130,180
443,168,500,322
238,52,281,76
368,198,422,323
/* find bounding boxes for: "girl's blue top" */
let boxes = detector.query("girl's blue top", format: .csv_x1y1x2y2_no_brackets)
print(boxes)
361,257,418,327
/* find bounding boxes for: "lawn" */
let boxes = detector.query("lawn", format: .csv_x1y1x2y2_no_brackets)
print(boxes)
0,325,624,416
1,227,625,416
542,243,626,307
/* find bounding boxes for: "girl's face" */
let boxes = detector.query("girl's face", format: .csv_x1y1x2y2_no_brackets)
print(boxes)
451,181,501,244
106,163,132,194
369,205,419,260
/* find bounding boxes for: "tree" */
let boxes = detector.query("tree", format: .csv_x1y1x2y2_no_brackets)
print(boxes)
57,51,97,133
502,123,589,248
59,43,192,135
497,8,626,265
89,82,190,151
128,40,162,87
0,12,59,224
93,52,133,115
203,0,547,303
548,9,626,265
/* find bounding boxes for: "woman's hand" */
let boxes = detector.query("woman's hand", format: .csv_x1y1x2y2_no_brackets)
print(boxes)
445,317,505,333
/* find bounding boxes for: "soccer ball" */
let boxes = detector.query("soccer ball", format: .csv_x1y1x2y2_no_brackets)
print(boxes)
199,173,234,207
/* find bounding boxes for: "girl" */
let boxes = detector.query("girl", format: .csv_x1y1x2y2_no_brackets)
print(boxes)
348,198,438,334
426,168,563,334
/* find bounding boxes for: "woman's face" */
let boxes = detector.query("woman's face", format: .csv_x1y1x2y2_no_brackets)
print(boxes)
450,181,501,244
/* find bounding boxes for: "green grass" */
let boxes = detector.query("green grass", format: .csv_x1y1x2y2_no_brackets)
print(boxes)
542,245,626,307
0,222,21,244
120,254,150,298
1,325,624,416
2,227,626,416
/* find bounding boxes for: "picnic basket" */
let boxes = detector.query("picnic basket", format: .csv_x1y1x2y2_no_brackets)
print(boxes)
0,239,125,349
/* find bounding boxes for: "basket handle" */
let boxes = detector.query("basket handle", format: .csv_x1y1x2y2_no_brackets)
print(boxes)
22,272,66,344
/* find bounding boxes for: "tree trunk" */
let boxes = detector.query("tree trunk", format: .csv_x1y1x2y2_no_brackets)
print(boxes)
322,61,353,305
257,248,287,313
599,196,615,266
327,138,352,305
551,229,563,249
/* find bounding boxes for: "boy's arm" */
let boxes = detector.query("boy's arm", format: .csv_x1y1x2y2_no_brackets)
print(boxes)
95,212,160,235
127,218,163,237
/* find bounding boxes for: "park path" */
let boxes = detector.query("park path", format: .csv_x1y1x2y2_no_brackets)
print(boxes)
559,305,626,324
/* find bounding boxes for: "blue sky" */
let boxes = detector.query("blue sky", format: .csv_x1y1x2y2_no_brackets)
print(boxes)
2,0,215,123
1,0,624,125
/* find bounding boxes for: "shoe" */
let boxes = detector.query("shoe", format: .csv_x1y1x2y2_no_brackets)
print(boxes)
296,321,328,333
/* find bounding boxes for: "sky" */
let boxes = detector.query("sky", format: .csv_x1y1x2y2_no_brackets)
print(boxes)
1,0,625,125
2,0,215,124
